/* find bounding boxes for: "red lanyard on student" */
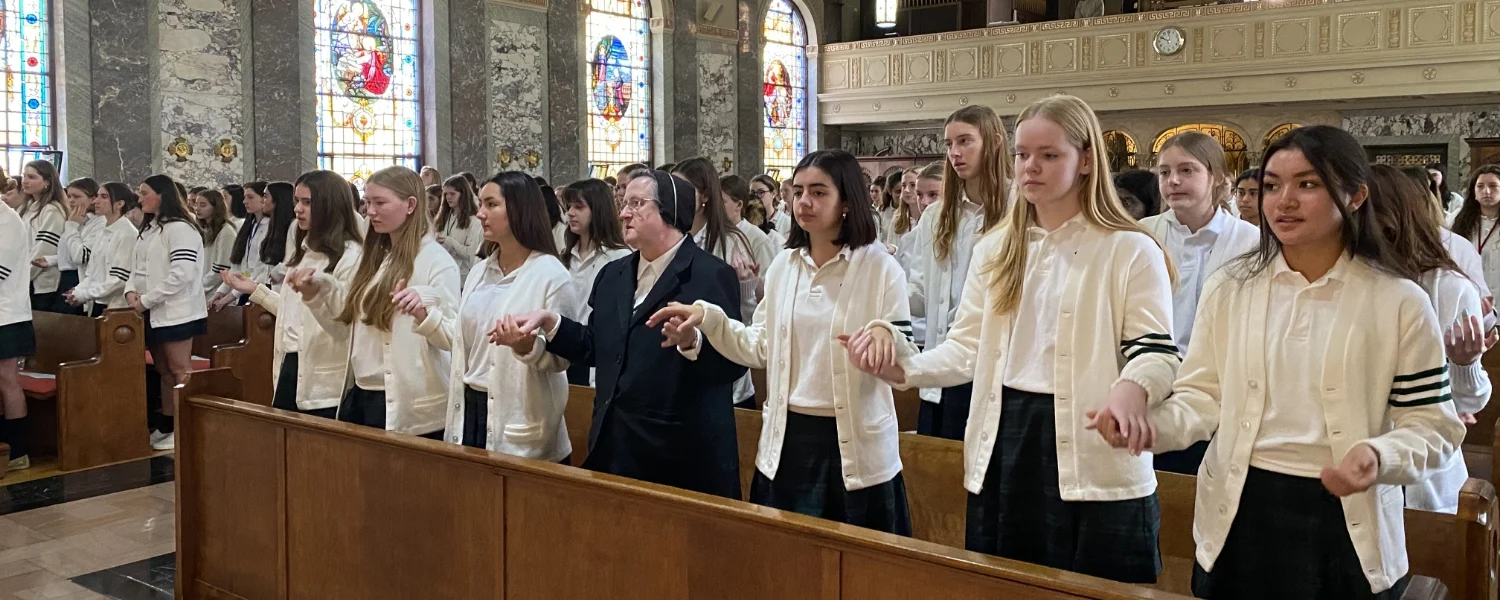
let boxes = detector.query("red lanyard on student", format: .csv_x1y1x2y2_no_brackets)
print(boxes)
1480,219,1500,254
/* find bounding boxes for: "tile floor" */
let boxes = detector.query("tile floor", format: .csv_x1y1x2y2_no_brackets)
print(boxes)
0,458,176,599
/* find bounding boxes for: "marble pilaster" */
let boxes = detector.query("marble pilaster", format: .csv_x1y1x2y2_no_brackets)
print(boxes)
546,0,583,181
58,0,94,179
448,0,491,176
488,3,549,178
735,0,764,178
154,0,249,186
250,0,316,181
695,37,736,174
91,0,154,183
424,0,453,173
668,0,699,161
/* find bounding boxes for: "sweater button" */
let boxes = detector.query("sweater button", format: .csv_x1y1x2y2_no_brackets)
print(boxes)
988,394,997,403
1217,504,1227,515
1240,421,1251,430
981,433,989,441
1248,380,1258,390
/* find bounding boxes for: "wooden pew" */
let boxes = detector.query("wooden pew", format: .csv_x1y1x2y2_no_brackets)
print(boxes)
565,385,593,468
191,304,275,406
178,394,1195,600
17,310,151,471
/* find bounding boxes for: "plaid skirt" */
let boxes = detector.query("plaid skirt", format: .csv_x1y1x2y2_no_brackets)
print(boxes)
1190,467,1409,599
337,386,444,440
917,383,972,440
271,354,336,419
460,385,489,449
0,321,35,360
1154,440,1210,475
966,387,1161,584
749,411,913,536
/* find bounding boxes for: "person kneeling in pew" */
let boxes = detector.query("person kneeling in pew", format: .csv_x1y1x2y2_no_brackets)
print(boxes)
1102,126,1466,600
223,172,364,418
493,171,746,500
649,150,917,535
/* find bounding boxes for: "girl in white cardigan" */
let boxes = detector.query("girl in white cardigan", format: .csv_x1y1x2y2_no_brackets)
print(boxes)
212,182,295,310
224,171,364,418
436,174,484,281
299,166,459,438
67,183,139,316
403,172,579,461
1131,126,1465,599
901,106,1013,440
1139,131,1258,475
48,178,102,316
0,173,35,471
128,175,210,453
651,149,917,535
847,95,1178,584
1368,164,1492,515
20,160,66,313
192,189,238,299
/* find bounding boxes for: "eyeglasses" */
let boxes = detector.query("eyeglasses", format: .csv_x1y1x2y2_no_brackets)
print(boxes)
751,189,770,198
621,198,658,213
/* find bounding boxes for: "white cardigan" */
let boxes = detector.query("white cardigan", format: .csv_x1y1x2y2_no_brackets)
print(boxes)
1139,208,1259,351
1405,268,1491,513
24,202,64,293
216,216,275,297
900,199,985,402
70,217,138,310
0,202,28,327
305,237,460,434
251,240,363,411
439,215,483,280
201,222,239,297
876,221,1180,500
424,252,580,461
699,243,917,491
55,214,105,273
1151,256,1465,593
127,220,208,328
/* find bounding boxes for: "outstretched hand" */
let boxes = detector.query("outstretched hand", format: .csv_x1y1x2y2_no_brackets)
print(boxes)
646,302,705,350
488,310,553,352
390,279,427,322
286,267,322,300
837,327,906,384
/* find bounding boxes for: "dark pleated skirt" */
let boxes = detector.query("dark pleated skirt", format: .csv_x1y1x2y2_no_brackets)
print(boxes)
0,321,36,360
965,387,1161,584
338,386,443,440
460,385,489,449
271,353,336,419
143,312,207,346
917,382,972,440
749,411,913,536
1190,467,1409,600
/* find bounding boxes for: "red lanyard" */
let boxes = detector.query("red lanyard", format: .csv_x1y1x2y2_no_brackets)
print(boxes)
1481,219,1500,254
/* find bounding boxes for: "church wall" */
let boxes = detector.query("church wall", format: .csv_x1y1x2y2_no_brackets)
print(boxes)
1343,104,1500,190
489,2,551,178
696,35,738,174
155,0,251,186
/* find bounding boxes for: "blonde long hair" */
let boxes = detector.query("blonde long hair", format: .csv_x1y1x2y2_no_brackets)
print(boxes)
984,95,1174,314
936,106,1013,262
338,166,431,331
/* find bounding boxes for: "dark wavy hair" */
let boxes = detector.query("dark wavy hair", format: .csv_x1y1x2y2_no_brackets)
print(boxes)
785,150,878,249
560,178,626,268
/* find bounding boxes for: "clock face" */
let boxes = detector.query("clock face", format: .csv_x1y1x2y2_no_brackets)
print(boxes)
1155,27,1185,56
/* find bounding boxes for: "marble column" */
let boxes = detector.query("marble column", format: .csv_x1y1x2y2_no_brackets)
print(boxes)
668,0,699,161
488,2,550,179
154,0,251,186
250,0,316,181
546,0,584,182
424,0,453,173
90,0,154,183
447,0,491,176
735,0,766,178
58,0,94,179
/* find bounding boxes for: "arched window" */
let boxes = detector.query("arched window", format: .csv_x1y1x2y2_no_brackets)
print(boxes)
0,0,54,172
1152,124,1249,174
762,0,807,177
585,0,651,178
1101,130,1137,174
315,0,423,187
1263,123,1302,149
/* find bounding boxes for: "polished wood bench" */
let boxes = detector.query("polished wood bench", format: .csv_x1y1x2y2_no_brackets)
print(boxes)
179,394,1196,600
189,304,275,406
18,310,152,471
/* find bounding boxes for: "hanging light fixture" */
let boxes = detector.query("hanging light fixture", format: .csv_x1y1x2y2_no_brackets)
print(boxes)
875,0,896,29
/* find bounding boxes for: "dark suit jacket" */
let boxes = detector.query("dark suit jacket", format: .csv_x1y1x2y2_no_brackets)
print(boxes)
547,237,747,499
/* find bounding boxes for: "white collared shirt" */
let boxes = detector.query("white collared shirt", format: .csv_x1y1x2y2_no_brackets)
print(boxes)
787,247,851,416
636,235,687,307
1162,208,1235,349
462,261,523,390
568,243,631,321
1003,213,1087,394
1250,254,1345,477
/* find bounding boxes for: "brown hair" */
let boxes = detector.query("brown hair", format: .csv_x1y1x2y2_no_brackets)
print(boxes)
338,166,430,331
435,174,478,233
196,189,234,245
937,106,1013,262
1367,164,1462,282
1452,164,1500,243
290,170,363,273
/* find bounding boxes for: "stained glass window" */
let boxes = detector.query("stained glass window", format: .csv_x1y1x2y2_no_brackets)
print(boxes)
315,0,422,187
762,0,806,176
1102,130,1137,173
585,0,650,179
0,0,53,174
